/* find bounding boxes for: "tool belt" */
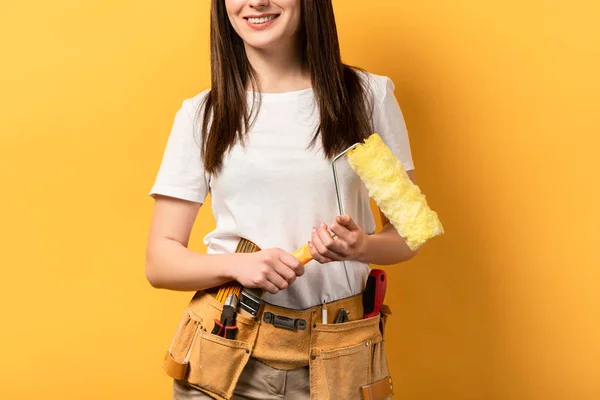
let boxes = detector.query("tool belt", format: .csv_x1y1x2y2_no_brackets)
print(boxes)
163,290,394,400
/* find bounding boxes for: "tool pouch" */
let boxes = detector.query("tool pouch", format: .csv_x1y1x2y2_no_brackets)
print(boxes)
163,291,393,400
163,291,260,400
309,311,393,400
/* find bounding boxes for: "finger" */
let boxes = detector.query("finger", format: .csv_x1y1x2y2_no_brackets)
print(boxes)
265,268,290,291
273,260,297,285
280,252,306,276
262,280,280,295
317,224,345,256
329,219,352,242
336,214,361,232
312,226,332,258
308,240,334,263
308,227,335,263
313,226,343,261
328,225,353,258
317,223,335,247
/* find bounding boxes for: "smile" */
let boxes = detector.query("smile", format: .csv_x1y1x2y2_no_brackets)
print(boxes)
244,14,280,29
247,15,276,24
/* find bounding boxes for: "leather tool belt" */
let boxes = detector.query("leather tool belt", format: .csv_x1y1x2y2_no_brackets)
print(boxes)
163,290,393,400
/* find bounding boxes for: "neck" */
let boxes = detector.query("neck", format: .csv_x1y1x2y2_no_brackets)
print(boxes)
244,40,310,93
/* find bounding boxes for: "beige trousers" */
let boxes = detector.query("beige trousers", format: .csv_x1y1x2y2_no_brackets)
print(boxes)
172,357,310,400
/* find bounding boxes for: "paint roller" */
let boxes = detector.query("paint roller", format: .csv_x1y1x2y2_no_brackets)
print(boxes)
293,132,444,263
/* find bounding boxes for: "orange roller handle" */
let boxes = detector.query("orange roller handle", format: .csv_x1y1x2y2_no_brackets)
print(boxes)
291,243,313,265
217,241,313,306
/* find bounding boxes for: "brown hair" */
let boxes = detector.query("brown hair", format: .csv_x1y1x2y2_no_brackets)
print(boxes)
200,0,373,175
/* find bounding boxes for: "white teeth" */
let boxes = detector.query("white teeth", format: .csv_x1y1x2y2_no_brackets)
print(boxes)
247,15,275,24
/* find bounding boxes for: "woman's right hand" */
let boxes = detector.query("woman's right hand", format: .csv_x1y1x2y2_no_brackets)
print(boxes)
231,248,306,294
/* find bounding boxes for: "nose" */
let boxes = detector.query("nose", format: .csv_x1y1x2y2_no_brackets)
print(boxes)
248,0,269,8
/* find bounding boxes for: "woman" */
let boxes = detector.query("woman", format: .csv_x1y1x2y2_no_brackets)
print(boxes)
147,0,419,399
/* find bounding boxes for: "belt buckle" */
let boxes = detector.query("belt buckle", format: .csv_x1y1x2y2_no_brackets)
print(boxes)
263,312,307,331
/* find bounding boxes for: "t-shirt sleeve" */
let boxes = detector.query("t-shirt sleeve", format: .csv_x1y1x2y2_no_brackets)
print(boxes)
372,77,415,171
148,100,210,203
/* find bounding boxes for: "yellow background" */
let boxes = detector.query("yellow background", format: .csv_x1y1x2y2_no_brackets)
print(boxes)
1,0,598,399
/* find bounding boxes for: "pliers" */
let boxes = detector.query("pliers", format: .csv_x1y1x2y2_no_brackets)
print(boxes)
211,294,239,339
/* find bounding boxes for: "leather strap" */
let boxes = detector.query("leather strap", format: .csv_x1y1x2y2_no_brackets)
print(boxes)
361,376,394,400
379,304,392,337
380,304,392,316
163,351,189,381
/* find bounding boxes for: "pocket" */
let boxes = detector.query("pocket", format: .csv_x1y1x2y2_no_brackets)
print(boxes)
370,338,390,385
163,308,203,381
310,314,392,400
311,340,372,400
186,330,251,400
311,314,382,352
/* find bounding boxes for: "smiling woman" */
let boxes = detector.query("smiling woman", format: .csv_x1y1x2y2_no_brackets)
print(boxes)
146,0,417,399
226,0,301,45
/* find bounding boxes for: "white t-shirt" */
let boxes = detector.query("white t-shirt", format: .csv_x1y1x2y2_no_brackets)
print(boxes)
149,72,414,309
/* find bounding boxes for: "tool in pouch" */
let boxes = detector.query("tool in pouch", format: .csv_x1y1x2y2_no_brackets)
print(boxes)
363,269,387,318
211,238,260,338
211,238,308,331
211,293,239,339
334,308,349,323
212,238,309,333
334,268,387,324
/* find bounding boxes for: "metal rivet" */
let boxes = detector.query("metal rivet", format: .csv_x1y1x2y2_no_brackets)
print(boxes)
312,324,317,328
311,355,316,360
312,309,317,314
365,341,370,347
246,349,250,354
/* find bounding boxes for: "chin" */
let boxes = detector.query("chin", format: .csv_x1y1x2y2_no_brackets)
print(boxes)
243,36,284,50
237,32,285,50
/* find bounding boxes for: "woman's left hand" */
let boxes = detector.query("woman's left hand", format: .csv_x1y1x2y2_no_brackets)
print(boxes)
308,214,369,263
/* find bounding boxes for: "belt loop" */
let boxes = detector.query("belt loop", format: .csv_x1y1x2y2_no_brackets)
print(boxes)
263,312,307,331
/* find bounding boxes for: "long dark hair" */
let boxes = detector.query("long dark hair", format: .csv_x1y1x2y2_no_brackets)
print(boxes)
200,0,373,175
